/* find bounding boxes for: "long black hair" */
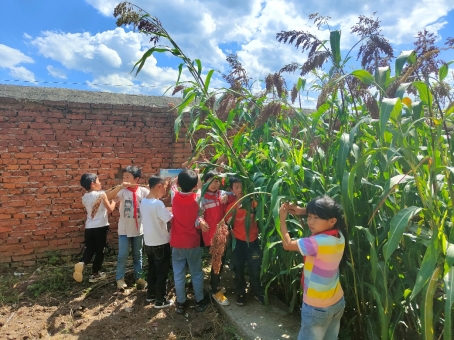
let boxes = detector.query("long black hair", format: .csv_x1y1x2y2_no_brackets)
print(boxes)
306,196,349,267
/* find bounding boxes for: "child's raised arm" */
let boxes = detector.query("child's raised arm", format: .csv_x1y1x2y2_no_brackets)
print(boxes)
279,203,300,252
106,182,138,200
102,193,116,212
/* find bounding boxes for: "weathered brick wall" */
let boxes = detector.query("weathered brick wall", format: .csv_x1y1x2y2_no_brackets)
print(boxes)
0,97,193,267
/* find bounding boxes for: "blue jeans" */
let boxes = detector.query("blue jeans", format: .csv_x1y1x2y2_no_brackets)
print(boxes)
116,235,143,280
172,247,204,303
298,297,345,340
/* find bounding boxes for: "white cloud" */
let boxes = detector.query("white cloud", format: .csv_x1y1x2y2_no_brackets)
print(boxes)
32,30,124,72
382,1,454,44
88,73,137,93
85,0,454,71
0,44,34,68
82,0,454,93
31,27,192,94
46,65,67,79
0,44,35,81
9,66,35,82
85,0,120,16
31,0,454,97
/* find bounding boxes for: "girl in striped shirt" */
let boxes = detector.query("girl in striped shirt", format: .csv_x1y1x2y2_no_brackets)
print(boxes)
279,196,346,340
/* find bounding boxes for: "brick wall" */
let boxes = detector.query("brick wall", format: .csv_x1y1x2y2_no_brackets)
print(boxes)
0,97,194,267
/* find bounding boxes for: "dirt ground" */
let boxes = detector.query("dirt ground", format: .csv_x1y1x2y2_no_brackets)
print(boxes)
0,258,240,340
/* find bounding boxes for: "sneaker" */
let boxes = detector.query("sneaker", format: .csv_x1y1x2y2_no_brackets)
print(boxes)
195,299,209,312
255,294,265,305
136,278,148,289
154,300,174,309
236,295,246,306
73,262,84,282
146,293,156,303
175,301,186,314
117,279,127,289
212,291,230,306
88,272,106,283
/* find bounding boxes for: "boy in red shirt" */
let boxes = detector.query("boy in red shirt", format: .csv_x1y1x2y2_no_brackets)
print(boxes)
200,170,235,306
170,169,209,314
224,176,264,306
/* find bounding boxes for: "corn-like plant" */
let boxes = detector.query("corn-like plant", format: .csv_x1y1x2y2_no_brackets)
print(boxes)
114,3,454,338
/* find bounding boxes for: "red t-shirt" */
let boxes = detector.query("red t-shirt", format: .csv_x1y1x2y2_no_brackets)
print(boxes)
170,191,201,248
226,200,258,242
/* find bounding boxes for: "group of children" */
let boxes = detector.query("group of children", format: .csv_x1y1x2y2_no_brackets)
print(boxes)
76,164,347,339
75,166,265,311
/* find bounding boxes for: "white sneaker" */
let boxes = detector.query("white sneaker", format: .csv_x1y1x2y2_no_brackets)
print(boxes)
154,300,174,309
89,272,107,283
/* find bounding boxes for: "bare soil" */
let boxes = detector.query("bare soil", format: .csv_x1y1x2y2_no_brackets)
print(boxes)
0,259,239,340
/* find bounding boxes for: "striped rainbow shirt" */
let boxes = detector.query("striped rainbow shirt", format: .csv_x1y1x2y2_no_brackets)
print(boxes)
297,233,345,307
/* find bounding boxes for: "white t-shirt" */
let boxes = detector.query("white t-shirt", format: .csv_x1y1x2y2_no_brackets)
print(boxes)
82,191,109,229
117,187,150,237
140,197,173,246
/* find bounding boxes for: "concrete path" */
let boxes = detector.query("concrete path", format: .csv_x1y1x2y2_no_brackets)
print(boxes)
213,266,301,340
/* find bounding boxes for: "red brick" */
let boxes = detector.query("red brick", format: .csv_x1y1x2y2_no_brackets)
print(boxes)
12,254,36,261
24,240,49,249
0,255,12,263
0,225,13,233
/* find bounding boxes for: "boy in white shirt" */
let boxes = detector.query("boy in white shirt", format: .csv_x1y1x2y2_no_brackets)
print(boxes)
107,166,149,289
74,173,116,283
140,176,173,308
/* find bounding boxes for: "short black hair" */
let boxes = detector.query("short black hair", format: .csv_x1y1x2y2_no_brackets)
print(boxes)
229,176,241,188
123,165,141,179
203,170,219,183
178,169,198,192
80,173,97,191
148,176,165,189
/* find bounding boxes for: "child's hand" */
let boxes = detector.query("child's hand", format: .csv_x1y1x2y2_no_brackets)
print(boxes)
200,220,209,232
220,194,228,204
279,203,289,219
121,182,138,188
287,203,306,216
287,203,298,214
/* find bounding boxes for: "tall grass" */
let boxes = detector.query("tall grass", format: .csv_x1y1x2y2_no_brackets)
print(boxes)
114,3,454,338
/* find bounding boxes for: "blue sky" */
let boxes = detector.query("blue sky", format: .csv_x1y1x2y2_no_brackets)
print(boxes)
1,0,453,107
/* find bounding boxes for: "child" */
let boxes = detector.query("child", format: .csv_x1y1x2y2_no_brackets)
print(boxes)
140,176,173,309
224,177,264,306
107,166,149,289
200,170,235,306
279,196,346,340
170,169,209,314
74,173,116,283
